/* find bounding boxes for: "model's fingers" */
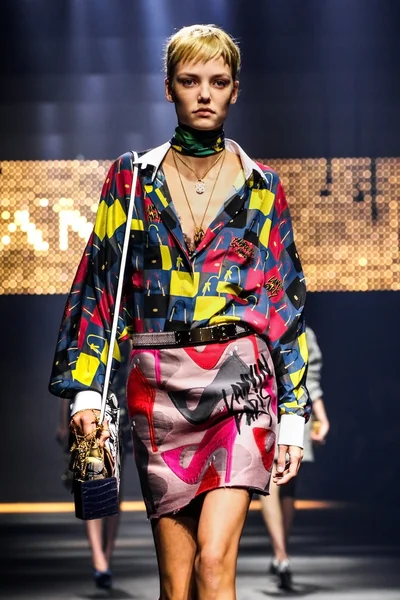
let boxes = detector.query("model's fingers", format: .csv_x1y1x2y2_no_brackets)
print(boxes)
276,444,288,475
273,446,302,485
82,410,100,436
273,461,298,485
98,423,110,448
289,454,301,477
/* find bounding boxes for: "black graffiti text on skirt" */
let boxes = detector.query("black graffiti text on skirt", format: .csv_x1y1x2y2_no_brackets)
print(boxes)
222,355,273,433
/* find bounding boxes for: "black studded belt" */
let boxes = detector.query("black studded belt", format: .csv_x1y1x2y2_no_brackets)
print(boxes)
131,322,254,348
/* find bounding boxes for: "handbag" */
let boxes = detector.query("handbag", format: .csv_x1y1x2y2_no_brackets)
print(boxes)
71,152,140,520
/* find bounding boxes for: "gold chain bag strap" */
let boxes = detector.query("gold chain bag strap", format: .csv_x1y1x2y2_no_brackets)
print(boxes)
72,152,140,520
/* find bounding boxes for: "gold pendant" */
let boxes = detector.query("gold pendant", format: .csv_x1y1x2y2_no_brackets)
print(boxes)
194,226,205,246
195,179,205,194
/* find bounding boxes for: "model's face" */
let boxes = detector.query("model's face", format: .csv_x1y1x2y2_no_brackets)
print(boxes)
165,56,239,130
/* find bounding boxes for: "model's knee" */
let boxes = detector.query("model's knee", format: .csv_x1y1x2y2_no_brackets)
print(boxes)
194,546,228,588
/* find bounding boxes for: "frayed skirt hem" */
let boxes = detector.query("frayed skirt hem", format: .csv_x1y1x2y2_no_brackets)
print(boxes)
146,483,271,520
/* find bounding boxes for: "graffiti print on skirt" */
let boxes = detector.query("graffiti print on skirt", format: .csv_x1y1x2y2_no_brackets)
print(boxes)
127,334,278,518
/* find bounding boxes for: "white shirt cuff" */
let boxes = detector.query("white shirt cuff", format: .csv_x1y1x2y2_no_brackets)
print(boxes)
277,414,305,448
71,390,102,416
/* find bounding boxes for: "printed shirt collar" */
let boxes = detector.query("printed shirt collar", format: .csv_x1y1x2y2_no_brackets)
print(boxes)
134,138,265,182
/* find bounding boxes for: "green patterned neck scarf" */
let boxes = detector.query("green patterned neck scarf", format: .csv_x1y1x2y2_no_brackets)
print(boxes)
170,124,225,157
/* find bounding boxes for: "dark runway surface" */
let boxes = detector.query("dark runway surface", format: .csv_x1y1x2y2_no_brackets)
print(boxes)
1,504,399,599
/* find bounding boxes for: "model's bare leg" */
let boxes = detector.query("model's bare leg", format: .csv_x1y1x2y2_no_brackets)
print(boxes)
281,496,296,544
195,487,251,600
104,514,120,565
152,512,198,600
85,519,108,571
259,464,288,562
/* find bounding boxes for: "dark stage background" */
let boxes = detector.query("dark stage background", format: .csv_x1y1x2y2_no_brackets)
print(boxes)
1,0,399,510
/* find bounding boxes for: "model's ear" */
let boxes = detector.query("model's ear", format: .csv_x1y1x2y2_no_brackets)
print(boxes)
230,80,239,104
165,78,174,103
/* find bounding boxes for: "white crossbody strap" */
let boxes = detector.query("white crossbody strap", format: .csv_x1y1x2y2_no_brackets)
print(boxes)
99,152,139,423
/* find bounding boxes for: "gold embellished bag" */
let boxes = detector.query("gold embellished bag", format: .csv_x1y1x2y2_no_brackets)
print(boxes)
70,394,121,520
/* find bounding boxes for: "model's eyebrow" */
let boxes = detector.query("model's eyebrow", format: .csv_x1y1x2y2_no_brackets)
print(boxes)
177,72,231,79
210,73,231,78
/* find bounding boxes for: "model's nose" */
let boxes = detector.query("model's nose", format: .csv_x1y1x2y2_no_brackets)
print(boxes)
198,83,211,101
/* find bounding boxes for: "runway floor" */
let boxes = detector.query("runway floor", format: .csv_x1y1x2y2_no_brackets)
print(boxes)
1,504,399,599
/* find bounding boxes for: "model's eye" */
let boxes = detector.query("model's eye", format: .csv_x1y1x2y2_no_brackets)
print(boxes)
214,80,229,88
180,78,196,87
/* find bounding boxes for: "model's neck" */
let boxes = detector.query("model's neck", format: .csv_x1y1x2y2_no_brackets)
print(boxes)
170,123,225,158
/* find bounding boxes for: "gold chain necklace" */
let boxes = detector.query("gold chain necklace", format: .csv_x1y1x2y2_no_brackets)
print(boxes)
173,150,225,194
172,149,226,248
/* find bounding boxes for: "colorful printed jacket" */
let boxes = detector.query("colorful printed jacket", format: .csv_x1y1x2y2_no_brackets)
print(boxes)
49,140,311,421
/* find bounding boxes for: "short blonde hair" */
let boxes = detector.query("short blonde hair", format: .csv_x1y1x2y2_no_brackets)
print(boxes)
164,24,241,80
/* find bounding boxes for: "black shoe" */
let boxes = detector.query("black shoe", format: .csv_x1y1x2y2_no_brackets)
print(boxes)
93,568,112,590
269,559,279,575
277,560,293,591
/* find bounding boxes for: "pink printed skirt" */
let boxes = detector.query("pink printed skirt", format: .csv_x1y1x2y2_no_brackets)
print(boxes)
126,334,278,518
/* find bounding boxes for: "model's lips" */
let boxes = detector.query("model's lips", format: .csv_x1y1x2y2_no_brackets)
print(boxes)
194,108,215,114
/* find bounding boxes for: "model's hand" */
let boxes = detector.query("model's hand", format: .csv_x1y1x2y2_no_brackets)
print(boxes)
310,419,330,444
70,409,110,447
273,444,303,485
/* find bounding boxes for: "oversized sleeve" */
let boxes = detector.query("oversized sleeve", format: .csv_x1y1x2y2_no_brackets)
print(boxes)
48,153,135,399
263,179,311,425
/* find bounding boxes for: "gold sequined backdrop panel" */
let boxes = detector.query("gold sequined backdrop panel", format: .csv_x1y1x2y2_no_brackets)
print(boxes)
0,158,399,294
257,157,400,292
0,160,108,294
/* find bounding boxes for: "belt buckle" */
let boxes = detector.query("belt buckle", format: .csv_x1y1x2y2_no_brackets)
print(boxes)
197,328,213,343
174,323,237,346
